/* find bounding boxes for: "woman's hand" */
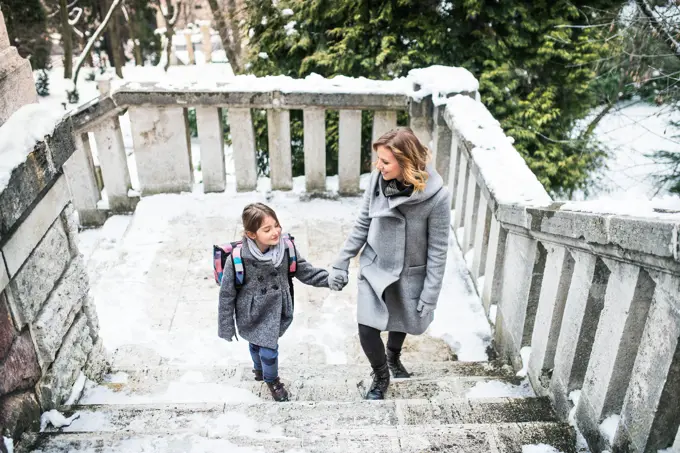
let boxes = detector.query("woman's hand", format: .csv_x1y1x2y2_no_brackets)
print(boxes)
416,300,435,318
328,267,349,291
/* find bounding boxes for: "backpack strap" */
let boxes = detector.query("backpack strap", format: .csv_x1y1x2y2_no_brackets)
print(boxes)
283,234,297,275
231,241,246,289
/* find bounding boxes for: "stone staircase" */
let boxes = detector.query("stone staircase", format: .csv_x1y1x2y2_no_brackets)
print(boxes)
30,360,575,452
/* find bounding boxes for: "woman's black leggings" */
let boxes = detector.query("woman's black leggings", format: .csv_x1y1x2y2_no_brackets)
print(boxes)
358,324,407,369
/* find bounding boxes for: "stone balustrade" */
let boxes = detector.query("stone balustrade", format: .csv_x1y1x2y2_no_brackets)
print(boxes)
444,94,680,453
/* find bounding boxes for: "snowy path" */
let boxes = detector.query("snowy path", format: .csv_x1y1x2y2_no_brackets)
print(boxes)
77,187,492,371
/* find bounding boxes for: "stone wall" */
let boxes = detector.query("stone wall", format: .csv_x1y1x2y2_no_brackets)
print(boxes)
0,16,107,445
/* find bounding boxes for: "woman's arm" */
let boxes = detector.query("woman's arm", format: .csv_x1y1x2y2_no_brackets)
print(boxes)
218,260,238,341
419,191,451,309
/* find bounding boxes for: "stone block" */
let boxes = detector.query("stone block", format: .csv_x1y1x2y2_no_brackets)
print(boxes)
2,176,70,277
0,47,38,128
82,337,110,382
0,331,40,395
33,258,89,365
45,118,76,170
608,216,677,259
0,294,14,360
529,208,608,245
37,314,93,409
0,391,40,441
7,220,71,329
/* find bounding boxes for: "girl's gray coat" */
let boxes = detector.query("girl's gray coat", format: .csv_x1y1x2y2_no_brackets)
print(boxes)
218,241,329,349
333,167,450,334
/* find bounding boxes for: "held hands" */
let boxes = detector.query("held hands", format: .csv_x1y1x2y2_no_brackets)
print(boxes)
416,300,435,318
328,267,349,291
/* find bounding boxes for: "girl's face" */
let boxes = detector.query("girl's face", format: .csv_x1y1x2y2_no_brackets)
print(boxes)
376,145,403,181
247,215,282,248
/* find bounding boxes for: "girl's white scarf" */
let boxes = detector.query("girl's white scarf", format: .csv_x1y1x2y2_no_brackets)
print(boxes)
245,236,286,268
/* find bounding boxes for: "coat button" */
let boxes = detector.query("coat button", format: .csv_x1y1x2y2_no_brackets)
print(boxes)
270,271,277,277
258,276,264,282
273,285,279,291
375,190,380,196
261,288,267,294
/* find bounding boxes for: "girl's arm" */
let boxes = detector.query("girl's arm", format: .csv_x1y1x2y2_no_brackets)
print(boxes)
294,250,330,288
218,259,238,341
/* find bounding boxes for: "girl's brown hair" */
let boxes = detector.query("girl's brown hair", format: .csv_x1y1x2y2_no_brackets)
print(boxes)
242,203,280,234
372,127,431,192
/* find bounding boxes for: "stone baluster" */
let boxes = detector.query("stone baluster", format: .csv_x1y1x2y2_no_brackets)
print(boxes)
371,110,397,163
129,107,193,195
481,214,508,315
338,110,362,195
184,30,195,65
200,23,212,63
549,252,611,418
527,244,574,396
471,192,491,284
462,174,480,254
432,105,453,183
63,133,107,226
91,117,138,211
452,151,469,232
227,108,258,191
575,261,655,451
495,232,547,371
408,90,433,149
195,107,226,193
303,108,326,192
613,271,680,453
267,108,293,191
447,134,461,208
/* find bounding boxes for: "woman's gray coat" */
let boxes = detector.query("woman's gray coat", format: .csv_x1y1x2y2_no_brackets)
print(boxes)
218,241,329,349
333,167,450,334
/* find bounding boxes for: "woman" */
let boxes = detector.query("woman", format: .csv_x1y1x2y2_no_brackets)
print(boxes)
329,127,450,400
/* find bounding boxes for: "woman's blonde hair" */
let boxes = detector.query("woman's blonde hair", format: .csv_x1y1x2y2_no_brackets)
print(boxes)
372,127,431,192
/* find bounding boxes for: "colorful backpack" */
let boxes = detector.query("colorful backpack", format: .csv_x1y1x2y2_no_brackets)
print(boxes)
213,234,298,291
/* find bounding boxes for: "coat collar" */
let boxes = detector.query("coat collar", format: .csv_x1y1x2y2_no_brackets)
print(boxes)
368,165,444,219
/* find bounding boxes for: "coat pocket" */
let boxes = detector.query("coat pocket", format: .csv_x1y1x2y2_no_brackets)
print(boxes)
406,265,427,299
249,293,277,324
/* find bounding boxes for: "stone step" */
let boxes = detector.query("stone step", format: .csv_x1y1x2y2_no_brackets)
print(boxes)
47,397,558,436
81,374,531,404
32,422,576,453
108,361,517,387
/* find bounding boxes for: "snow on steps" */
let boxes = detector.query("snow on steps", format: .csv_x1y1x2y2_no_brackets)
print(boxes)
32,423,575,453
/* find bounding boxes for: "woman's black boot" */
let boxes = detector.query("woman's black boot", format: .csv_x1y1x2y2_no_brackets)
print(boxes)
365,362,390,400
386,348,411,378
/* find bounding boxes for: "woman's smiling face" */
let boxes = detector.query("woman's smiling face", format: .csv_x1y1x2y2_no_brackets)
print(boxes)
375,145,402,181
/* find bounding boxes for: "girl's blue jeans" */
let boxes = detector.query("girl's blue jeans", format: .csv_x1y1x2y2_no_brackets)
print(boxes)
249,343,279,383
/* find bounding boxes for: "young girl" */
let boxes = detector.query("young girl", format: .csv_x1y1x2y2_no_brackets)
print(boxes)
218,203,333,402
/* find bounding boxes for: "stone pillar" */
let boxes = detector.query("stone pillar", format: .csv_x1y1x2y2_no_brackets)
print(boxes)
549,252,611,418
0,10,38,127
527,244,574,396
481,214,507,315
184,30,195,65
200,23,212,63
614,271,680,453
129,107,194,195
494,232,547,370
462,174,480,253
471,192,491,282
448,135,461,209
338,109,362,195
92,117,137,211
576,261,655,451
433,105,453,183
63,133,107,227
371,110,397,163
195,107,226,193
303,108,326,192
267,109,293,191
452,152,469,232
227,108,257,191
408,92,433,148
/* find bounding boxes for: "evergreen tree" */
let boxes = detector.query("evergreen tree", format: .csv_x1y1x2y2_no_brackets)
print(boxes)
245,0,626,195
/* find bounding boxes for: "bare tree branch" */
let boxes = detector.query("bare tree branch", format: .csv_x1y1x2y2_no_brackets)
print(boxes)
634,0,680,61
